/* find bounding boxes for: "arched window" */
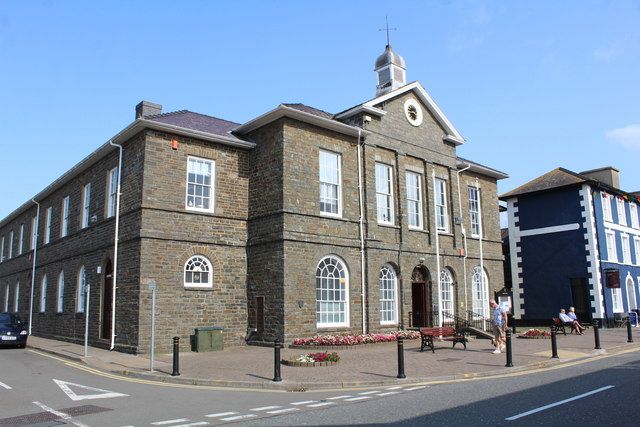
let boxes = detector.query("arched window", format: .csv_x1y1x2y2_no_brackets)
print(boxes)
626,275,637,310
184,255,213,288
316,255,349,327
440,268,455,319
379,264,398,325
40,275,47,313
472,267,489,319
56,271,65,313
77,266,86,313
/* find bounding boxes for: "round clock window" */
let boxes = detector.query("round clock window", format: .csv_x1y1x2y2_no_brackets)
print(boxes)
404,99,423,127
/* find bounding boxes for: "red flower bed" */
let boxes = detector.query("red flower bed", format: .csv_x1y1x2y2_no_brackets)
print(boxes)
292,331,420,347
518,328,551,338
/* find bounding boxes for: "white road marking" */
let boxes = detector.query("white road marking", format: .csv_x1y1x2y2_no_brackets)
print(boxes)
205,412,237,418
358,390,380,395
385,386,402,390
376,391,401,396
505,385,615,421
33,401,90,427
405,386,427,391
327,395,352,400
171,423,209,427
250,405,281,411
151,419,190,425
53,379,128,401
220,414,257,421
0,381,12,390
344,396,372,402
307,402,335,408
267,408,300,414
290,400,316,405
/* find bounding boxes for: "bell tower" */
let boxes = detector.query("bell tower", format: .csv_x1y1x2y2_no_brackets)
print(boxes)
374,19,406,96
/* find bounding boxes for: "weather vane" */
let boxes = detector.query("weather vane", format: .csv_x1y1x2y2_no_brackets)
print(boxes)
379,15,397,46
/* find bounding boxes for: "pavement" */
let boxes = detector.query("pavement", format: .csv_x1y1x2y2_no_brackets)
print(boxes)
25,326,640,391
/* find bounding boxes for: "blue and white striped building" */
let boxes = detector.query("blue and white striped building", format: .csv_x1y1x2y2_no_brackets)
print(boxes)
501,166,640,324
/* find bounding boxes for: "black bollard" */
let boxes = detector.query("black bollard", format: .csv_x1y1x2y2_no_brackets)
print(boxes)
627,320,634,343
505,329,513,367
171,336,180,376
273,339,282,382
551,328,559,359
593,320,601,350
397,336,406,379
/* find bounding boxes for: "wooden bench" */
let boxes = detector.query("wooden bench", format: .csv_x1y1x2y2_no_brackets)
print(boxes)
551,317,569,335
419,326,466,353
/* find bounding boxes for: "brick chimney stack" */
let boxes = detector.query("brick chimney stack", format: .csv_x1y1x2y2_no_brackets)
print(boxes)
135,101,162,119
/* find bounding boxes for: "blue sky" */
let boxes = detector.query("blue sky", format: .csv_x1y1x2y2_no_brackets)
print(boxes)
1,0,639,219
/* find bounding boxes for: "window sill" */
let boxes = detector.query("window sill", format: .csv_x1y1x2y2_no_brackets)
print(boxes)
408,227,428,234
184,286,214,291
317,325,350,329
437,231,454,237
377,223,399,229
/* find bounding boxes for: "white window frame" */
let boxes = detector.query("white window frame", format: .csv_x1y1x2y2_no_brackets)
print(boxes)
468,186,481,237
634,237,640,266
40,275,47,313
630,203,639,229
31,216,38,250
3,285,8,312
185,157,215,213
612,287,624,313
621,234,631,264
440,268,455,319
606,231,617,262
56,271,64,313
602,193,613,222
375,163,394,225
107,167,118,218
77,266,86,313
316,255,350,328
13,282,19,313
472,267,489,319
379,264,398,325
18,223,24,256
626,275,637,311
81,183,91,229
0,236,4,263
7,230,13,259
319,150,342,217
44,207,52,244
61,196,70,238
406,172,423,230
617,198,627,226
435,178,449,233
184,255,213,288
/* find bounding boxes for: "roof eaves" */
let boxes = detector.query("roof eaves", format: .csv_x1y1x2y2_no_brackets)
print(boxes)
334,104,387,120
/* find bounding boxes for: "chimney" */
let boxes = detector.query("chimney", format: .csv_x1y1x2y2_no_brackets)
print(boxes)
579,166,620,189
135,101,162,119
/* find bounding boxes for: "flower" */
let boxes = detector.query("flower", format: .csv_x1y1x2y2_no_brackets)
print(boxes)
296,352,340,363
292,331,420,347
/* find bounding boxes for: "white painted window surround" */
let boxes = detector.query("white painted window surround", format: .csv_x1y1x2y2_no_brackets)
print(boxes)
440,268,455,319
0,236,3,263
472,267,489,319
81,183,91,229
44,207,52,244
379,265,398,325
316,255,349,327
3,285,8,312
634,237,640,266
602,193,613,222
630,203,639,229
13,282,19,312
612,287,624,313
606,231,617,262
31,216,37,250
626,275,637,311
18,223,24,255
406,172,423,229
621,235,631,264
617,198,627,226
319,150,342,216
77,266,86,313
376,163,394,224
186,157,214,213
40,275,47,313
184,255,213,288
435,178,449,232
56,271,64,313
7,231,13,259
107,167,118,218
61,196,70,238
468,186,481,237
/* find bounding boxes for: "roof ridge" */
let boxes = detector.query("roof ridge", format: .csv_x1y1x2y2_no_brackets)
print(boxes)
144,110,189,120
182,110,241,126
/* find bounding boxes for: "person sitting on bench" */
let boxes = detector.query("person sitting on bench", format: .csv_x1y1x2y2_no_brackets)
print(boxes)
567,307,586,329
559,308,584,334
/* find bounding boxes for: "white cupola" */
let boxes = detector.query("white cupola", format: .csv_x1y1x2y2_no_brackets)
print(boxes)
374,44,406,96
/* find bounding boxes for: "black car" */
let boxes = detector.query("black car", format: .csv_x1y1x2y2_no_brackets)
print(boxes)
0,313,28,348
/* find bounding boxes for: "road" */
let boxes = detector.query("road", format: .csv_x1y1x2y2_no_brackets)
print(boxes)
0,346,638,426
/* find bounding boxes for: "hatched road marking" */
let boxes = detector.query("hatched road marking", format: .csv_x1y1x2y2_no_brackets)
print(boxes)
205,412,237,418
344,396,372,402
405,386,427,391
32,401,90,427
290,400,316,405
376,391,401,396
151,419,190,425
220,414,257,421
358,390,380,395
250,406,281,411
327,395,352,400
0,381,11,390
307,402,335,408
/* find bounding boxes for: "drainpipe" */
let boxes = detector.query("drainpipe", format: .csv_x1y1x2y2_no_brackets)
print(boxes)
356,129,367,335
456,162,471,315
432,167,442,327
476,177,487,318
28,199,40,336
109,140,123,350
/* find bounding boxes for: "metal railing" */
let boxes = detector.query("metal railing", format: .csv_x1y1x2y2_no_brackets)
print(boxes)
465,309,492,332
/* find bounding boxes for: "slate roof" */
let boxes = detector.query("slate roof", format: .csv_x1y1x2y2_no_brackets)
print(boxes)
146,110,244,141
500,168,588,199
282,103,334,119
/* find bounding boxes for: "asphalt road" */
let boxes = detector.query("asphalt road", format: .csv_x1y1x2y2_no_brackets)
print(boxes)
0,346,638,426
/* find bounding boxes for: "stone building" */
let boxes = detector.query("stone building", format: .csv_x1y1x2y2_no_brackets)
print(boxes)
0,45,507,353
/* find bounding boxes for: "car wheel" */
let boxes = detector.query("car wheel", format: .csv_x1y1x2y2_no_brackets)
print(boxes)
18,343,26,349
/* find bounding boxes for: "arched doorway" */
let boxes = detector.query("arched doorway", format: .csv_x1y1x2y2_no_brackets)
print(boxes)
626,275,637,310
101,259,113,339
411,265,432,327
